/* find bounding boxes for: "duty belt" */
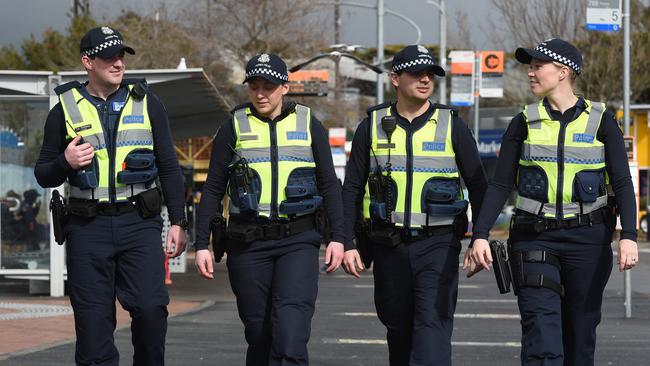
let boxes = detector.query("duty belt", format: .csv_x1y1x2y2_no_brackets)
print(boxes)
227,214,316,243
68,198,136,217
369,224,454,246
511,207,610,233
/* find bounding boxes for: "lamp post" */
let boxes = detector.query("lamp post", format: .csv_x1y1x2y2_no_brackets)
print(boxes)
318,1,422,104
426,0,447,104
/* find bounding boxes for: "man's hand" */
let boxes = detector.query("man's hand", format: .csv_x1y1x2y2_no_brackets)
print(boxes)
324,241,345,273
342,249,365,278
464,238,492,277
165,225,187,258
195,249,215,279
64,135,94,169
618,239,638,272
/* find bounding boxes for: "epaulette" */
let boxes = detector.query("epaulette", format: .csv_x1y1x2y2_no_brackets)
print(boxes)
53,81,82,95
230,102,253,115
366,102,393,114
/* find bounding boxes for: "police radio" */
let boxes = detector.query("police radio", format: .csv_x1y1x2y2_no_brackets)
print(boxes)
65,120,98,190
228,146,259,214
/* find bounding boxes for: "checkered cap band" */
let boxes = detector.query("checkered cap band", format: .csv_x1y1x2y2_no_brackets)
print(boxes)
81,39,124,57
392,57,434,72
534,45,581,74
245,67,288,82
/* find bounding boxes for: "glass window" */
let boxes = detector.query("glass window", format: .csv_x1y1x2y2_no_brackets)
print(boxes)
1,99,50,270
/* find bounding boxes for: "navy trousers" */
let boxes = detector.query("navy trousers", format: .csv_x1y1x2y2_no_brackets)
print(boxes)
226,229,321,366
512,225,613,366
65,211,169,366
372,233,461,366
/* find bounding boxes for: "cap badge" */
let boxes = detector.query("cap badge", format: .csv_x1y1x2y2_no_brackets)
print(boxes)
417,45,428,54
258,54,270,63
101,27,114,35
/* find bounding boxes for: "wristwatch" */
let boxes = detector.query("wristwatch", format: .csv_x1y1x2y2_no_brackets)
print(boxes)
172,218,189,231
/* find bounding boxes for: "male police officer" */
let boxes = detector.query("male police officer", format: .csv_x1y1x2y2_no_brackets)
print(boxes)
34,26,187,365
342,45,487,366
194,54,345,365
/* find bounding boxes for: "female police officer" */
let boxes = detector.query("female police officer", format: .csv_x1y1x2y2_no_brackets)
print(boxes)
342,45,487,366
193,53,345,366
466,38,639,365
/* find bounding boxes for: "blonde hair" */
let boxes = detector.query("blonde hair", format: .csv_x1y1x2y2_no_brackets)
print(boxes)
552,61,578,82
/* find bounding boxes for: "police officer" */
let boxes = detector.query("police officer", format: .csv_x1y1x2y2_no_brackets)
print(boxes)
34,26,188,365
466,38,639,366
194,53,345,366
342,45,487,366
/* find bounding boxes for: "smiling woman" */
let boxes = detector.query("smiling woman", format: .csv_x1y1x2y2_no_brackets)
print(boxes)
467,38,639,366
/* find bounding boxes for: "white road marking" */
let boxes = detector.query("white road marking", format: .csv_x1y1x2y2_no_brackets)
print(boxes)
336,312,520,319
323,338,521,347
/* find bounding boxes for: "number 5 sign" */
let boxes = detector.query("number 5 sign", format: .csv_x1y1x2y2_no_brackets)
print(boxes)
586,0,622,32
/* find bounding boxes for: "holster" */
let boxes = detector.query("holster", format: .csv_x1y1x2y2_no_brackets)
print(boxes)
210,216,227,263
49,189,68,245
354,220,373,268
314,208,330,243
489,240,512,294
509,248,564,296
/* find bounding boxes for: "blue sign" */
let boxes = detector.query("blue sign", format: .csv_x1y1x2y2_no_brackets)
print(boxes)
287,131,308,140
477,129,504,157
123,115,144,124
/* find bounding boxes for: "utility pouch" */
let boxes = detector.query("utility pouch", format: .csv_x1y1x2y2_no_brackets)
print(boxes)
131,188,162,218
70,157,99,190
279,196,323,216
426,200,468,217
226,224,258,243
50,189,68,245
117,168,158,185
573,171,600,203
489,240,512,294
369,202,388,221
124,153,155,170
369,226,401,247
510,214,545,233
518,166,548,202
453,214,469,237
210,216,227,262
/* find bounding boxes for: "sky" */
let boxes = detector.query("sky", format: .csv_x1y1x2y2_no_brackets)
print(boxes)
0,0,503,52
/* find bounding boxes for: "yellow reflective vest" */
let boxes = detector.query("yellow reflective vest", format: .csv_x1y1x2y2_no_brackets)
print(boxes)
516,99,609,218
58,82,156,203
362,104,463,228
229,104,316,219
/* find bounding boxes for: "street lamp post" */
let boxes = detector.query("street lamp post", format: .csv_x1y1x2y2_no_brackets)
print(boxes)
427,0,446,104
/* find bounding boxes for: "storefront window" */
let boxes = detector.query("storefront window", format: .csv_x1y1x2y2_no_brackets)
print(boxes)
0,99,50,270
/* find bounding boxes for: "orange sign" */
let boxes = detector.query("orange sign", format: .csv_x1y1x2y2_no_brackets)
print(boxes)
288,70,329,81
481,51,504,73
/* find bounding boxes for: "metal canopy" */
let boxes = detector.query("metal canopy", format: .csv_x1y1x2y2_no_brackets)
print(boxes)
57,68,230,139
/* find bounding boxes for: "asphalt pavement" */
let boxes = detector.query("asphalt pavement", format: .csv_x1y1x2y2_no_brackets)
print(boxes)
1,238,649,365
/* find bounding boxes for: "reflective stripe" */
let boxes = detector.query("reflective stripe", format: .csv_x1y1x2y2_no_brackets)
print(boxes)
235,108,251,133
433,109,451,143
239,135,258,141
375,107,389,140
229,202,271,215
83,132,107,151
236,146,314,164
70,185,157,202
61,90,84,124
377,143,395,149
131,98,144,116
370,155,458,173
525,103,542,129
516,195,608,216
295,104,309,132
409,212,455,226
521,144,604,164
584,102,604,137
115,129,153,148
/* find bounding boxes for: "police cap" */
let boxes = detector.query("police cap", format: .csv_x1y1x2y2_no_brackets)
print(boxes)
243,54,289,84
80,26,135,59
392,45,445,77
515,38,582,75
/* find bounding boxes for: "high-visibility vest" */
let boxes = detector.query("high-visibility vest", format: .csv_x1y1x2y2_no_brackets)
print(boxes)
362,104,462,228
516,99,609,218
58,82,156,202
229,104,316,218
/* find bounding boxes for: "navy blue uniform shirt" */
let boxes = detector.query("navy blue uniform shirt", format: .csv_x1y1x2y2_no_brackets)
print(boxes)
194,102,345,251
341,102,488,251
472,97,637,243
34,81,186,223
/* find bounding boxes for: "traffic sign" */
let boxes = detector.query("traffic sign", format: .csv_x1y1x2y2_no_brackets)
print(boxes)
450,51,475,107
586,0,621,32
481,51,504,73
